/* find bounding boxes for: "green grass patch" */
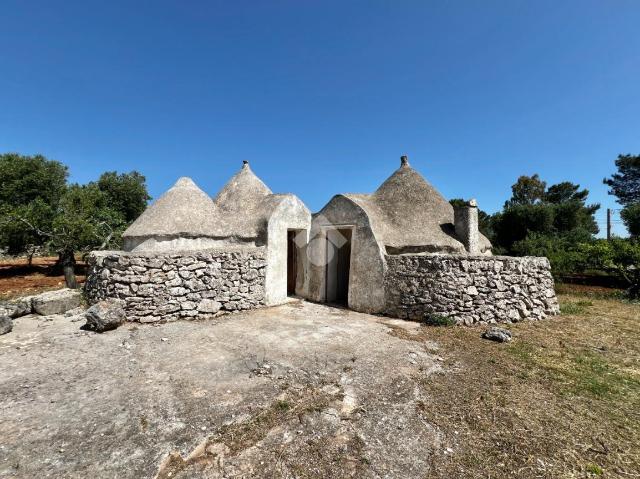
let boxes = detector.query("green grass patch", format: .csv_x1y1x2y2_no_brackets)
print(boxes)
507,341,538,363
507,340,640,399
423,314,456,327
275,400,291,411
586,463,603,475
560,300,593,315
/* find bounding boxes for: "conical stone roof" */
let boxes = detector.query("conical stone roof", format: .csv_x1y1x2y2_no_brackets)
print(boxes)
209,161,276,239
123,177,217,238
213,160,272,209
344,156,491,253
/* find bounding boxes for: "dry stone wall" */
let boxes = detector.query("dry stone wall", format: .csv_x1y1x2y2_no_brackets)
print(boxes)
85,248,267,322
384,254,559,325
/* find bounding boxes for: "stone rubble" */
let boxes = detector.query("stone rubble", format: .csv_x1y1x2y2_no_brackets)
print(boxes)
0,290,85,335
384,254,559,325
84,248,267,322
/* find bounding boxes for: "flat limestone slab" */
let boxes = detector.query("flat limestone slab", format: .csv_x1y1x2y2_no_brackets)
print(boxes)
0,301,443,479
31,288,82,316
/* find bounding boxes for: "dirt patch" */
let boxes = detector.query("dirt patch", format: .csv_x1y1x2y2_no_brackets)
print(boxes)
0,256,85,299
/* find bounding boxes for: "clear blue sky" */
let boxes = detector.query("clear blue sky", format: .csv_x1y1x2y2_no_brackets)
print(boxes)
1,1,639,235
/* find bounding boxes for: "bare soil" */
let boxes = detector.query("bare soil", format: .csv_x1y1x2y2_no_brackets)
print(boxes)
0,256,85,299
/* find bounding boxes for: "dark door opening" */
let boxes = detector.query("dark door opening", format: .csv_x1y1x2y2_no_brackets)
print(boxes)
325,228,352,305
287,230,298,296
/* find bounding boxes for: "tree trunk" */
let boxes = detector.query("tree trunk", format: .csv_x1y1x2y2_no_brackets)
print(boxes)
60,250,78,289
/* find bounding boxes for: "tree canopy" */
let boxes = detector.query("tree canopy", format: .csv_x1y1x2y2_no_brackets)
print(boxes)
0,153,150,287
505,174,546,207
603,154,640,206
604,154,640,239
621,203,640,238
95,171,151,223
0,153,68,207
491,176,599,253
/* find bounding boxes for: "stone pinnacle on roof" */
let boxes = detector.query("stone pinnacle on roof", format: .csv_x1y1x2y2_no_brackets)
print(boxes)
213,161,272,209
174,177,199,188
400,155,410,167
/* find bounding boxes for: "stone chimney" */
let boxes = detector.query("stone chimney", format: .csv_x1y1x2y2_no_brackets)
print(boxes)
454,199,480,255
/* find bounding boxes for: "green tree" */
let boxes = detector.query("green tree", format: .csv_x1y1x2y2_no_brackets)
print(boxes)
95,171,151,222
603,154,640,206
621,203,640,238
578,239,640,298
49,184,128,288
0,153,68,207
492,204,555,250
505,174,546,207
510,232,586,276
544,181,589,204
493,176,599,252
0,153,150,287
0,154,68,263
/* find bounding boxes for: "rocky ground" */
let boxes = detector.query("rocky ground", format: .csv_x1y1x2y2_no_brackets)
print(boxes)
2,289,639,478
0,300,445,479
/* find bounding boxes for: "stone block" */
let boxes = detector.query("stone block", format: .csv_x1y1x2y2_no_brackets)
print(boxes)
32,289,82,316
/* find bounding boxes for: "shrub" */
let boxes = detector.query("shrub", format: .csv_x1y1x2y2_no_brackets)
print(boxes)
511,232,588,276
578,239,640,299
423,314,456,327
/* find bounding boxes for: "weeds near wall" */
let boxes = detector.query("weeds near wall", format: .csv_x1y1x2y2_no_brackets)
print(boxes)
423,313,456,327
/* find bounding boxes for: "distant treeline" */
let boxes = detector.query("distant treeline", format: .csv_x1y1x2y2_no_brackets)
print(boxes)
450,154,640,297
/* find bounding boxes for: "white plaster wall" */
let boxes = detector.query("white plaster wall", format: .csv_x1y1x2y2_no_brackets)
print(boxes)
264,197,311,306
123,236,256,252
306,196,387,314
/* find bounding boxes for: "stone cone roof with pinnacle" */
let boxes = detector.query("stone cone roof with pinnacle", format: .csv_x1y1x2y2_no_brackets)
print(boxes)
343,156,492,253
209,161,278,239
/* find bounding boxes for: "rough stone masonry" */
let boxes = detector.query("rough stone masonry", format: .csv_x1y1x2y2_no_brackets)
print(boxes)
85,248,266,322
384,254,559,325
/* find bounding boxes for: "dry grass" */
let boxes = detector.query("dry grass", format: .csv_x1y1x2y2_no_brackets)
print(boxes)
396,287,640,478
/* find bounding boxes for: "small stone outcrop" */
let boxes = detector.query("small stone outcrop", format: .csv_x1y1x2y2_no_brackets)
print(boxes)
32,289,83,316
84,300,126,333
1,296,33,318
11,296,34,317
482,327,513,342
84,248,267,322
0,315,12,335
384,254,559,325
